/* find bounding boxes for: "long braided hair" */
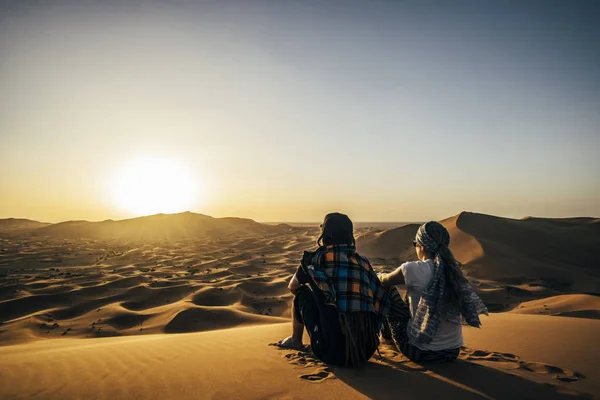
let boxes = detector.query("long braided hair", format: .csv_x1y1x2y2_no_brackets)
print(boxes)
415,221,467,309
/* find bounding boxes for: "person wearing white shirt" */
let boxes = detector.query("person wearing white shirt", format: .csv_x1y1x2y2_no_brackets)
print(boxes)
378,221,487,362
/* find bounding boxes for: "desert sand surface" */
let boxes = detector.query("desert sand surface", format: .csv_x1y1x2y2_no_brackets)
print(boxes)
1,211,599,399
0,316,597,400
510,294,600,319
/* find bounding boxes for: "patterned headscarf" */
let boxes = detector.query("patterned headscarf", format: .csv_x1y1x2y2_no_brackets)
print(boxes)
415,222,449,254
410,222,488,344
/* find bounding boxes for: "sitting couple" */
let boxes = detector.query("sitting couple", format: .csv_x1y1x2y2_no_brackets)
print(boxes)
277,212,488,367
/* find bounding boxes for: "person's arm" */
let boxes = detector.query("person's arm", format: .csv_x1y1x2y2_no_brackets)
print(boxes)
288,265,310,294
288,273,302,294
380,265,406,287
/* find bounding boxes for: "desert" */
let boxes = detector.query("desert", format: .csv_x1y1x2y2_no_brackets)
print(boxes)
2,1,598,398
1,211,599,399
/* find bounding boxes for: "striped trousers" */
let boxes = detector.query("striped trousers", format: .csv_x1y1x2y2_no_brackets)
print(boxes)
381,288,460,363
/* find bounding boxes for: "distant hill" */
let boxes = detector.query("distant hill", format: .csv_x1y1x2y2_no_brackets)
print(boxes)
1,212,285,239
521,216,599,225
0,218,50,232
357,211,600,293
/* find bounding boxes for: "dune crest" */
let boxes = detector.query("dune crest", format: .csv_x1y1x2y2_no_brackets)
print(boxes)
1,211,600,398
358,211,599,291
25,211,278,240
453,212,598,290
0,218,50,231
0,212,324,345
355,211,600,313
511,294,600,319
356,223,421,259
1,210,600,399
440,213,486,265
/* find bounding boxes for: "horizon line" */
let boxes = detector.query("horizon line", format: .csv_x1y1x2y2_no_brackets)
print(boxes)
2,210,598,225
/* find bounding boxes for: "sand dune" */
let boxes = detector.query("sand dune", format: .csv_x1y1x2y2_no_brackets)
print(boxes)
522,216,600,225
1,211,599,399
0,213,322,345
357,211,600,312
2,211,599,342
356,223,421,260
0,314,597,400
359,212,599,288
451,212,599,288
511,294,600,319
34,211,280,239
0,218,50,231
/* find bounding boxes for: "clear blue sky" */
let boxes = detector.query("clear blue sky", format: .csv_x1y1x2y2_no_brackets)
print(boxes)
1,0,599,222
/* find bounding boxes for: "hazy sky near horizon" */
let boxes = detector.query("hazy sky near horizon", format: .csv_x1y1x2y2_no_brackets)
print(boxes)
1,0,599,222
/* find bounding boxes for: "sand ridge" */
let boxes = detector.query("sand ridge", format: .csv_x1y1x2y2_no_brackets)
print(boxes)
2,211,599,343
1,318,597,400
271,312,600,398
357,211,600,313
1,211,599,399
0,222,319,344
510,294,600,319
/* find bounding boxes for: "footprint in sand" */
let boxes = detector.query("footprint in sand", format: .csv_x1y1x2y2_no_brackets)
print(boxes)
460,347,585,383
376,343,427,371
300,369,333,382
518,361,585,382
269,345,335,382
284,352,323,367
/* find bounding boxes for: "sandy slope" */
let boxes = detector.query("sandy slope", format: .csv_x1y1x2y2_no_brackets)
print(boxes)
449,213,599,290
461,314,600,400
510,294,600,319
0,324,358,400
0,218,50,231
356,212,600,312
0,217,320,345
356,223,422,260
358,212,600,290
0,213,392,346
1,211,599,399
35,212,278,240
0,314,597,400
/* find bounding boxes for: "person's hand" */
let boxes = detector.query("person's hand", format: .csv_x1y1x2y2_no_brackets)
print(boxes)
288,273,301,294
377,272,390,287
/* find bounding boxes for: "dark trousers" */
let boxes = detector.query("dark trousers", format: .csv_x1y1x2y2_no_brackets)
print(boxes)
382,288,460,362
293,286,348,366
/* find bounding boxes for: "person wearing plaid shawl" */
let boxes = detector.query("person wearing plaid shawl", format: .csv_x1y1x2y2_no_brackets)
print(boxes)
379,221,488,362
276,213,390,367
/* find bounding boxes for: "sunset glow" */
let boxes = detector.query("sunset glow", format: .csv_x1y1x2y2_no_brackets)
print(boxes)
111,158,199,216
0,1,598,223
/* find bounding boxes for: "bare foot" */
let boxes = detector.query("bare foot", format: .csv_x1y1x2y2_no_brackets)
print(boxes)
276,336,303,350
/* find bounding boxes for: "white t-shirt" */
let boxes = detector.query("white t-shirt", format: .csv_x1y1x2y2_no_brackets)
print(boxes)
400,259,464,351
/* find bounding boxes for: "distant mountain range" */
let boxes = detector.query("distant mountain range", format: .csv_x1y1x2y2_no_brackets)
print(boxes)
0,218,51,231
0,212,284,240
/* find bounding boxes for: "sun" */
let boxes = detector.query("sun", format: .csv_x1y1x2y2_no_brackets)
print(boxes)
111,157,199,216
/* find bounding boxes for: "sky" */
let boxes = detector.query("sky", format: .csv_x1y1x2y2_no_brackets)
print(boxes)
1,0,599,223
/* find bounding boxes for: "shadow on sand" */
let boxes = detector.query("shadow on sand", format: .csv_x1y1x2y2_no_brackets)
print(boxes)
333,356,591,400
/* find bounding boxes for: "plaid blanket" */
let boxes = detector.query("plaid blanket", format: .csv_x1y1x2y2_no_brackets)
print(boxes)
302,245,389,317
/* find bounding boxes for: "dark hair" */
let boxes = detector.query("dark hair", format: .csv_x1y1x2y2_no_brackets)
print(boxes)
317,212,355,247
422,222,467,308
